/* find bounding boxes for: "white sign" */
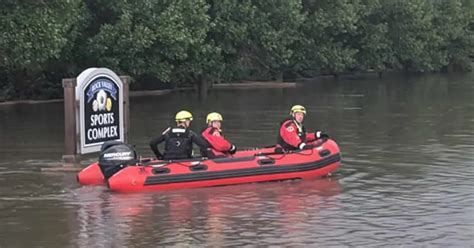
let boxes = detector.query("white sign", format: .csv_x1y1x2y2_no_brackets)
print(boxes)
76,68,124,154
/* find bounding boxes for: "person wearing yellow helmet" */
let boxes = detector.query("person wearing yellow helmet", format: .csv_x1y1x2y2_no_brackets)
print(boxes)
201,112,237,158
149,110,209,159
277,105,329,150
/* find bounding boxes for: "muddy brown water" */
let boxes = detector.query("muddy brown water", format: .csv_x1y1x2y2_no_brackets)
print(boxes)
0,73,473,247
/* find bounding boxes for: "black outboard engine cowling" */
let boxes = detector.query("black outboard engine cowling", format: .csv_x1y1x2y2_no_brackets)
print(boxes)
98,141,138,179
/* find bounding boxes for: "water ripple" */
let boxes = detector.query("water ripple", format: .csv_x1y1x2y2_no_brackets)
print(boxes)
1,74,474,247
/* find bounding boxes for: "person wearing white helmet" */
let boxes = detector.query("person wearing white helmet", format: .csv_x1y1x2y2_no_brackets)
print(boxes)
149,110,209,160
201,112,237,158
277,105,329,150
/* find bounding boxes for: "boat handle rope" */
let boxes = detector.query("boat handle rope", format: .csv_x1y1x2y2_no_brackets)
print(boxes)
136,148,316,169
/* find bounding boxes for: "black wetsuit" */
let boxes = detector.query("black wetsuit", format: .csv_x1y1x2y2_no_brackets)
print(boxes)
149,126,209,159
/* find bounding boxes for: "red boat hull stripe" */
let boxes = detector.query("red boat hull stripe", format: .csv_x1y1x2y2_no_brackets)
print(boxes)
144,153,341,186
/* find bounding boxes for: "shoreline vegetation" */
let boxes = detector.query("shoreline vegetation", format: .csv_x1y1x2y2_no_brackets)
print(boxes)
0,80,298,106
1,0,472,102
1,70,465,106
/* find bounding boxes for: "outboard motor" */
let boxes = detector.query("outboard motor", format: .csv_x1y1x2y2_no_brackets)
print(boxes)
98,141,138,179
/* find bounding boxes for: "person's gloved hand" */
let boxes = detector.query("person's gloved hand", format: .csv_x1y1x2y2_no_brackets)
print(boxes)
316,131,329,140
229,144,237,154
298,143,314,150
298,142,306,150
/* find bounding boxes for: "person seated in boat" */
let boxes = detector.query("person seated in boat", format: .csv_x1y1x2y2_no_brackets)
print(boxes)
149,110,209,160
277,105,329,150
201,112,237,158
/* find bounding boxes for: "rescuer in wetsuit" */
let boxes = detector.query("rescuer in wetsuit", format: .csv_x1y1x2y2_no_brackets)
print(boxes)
277,105,329,150
201,112,237,158
149,110,209,160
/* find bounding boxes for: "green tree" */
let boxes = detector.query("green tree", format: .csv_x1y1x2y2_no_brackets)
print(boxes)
86,0,211,85
249,0,305,81
432,0,474,71
1,0,473,101
209,0,305,82
299,0,361,77
207,0,257,82
353,0,395,74
0,0,86,99
382,0,442,71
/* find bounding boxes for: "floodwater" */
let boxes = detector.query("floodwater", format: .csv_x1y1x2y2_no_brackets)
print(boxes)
0,73,473,247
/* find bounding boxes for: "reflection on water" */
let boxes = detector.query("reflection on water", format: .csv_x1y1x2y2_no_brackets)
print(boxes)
69,179,341,247
0,73,473,246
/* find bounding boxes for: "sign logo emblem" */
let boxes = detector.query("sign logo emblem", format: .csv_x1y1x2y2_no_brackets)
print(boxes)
87,79,117,113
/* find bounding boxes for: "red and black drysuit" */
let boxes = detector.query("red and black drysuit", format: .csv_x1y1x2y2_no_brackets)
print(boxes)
277,117,326,150
201,127,236,158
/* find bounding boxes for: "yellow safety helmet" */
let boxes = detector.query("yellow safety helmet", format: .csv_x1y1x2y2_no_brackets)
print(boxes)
175,110,193,122
290,105,306,115
206,112,223,124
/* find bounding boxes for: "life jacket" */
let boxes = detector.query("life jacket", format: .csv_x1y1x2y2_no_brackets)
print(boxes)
163,127,193,159
201,127,228,158
277,117,307,150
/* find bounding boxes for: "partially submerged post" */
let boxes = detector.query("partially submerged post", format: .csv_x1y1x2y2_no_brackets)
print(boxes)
44,68,130,171
62,79,80,166
120,76,131,143
197,75,209,102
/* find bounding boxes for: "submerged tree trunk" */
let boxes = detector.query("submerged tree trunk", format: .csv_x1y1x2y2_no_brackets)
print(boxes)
197,75,209,102
275,71,283,82
446,63,454,73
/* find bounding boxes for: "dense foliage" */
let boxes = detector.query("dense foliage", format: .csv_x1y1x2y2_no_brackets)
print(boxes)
0,0,472,100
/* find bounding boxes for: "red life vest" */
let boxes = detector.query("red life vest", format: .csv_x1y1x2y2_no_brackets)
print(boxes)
201,126,233,157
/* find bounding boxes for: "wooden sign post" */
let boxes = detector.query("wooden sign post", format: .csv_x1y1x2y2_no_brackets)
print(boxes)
59,68,130,168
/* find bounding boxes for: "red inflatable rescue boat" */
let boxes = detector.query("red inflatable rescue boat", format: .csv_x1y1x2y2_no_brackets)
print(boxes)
77,161,107,185
77,139,341,192
117,140,340,192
